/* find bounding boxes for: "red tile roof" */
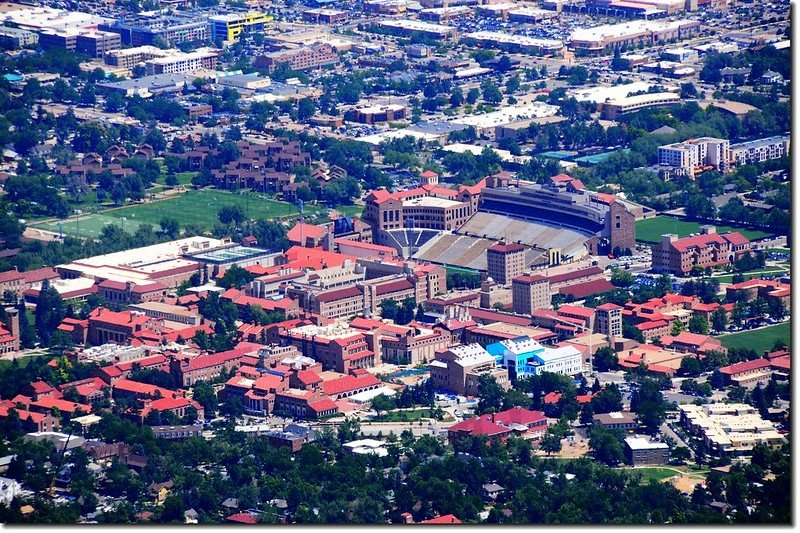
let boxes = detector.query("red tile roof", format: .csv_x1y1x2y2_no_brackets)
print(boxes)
420,515,462,524
558,304,595,319
113,378,178,398
31,396,92,414
488,242,525,253
144,397,192,411
719,358,771,375
21,267,58,284
596,302,622,311
721,232,750,247
448,416,510,437
669,233,728,253
287,222,327,242
636,320,668,331
559,279,615,299
549,266,603,284
226,513,258,524
486,407,546,426
297,369,323,385
513,274,547,283
316,285,362,303
375,278,414,296
184,349,243,371
0,269,23,282
308,398,338,413
321,374,381,396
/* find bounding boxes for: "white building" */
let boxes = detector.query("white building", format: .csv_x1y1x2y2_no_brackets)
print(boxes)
658,137,730,177
729,135,790,166
0,477,21,506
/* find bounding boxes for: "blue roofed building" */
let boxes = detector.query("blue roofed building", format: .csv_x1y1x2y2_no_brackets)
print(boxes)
487,336,583,380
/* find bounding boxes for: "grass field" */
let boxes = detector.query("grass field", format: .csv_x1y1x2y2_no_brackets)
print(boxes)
636,217,772,244
626,467,678,484
375,409,442,422
32,212,156,239
719,322,791,353
33,190,306,238
0,354,52,371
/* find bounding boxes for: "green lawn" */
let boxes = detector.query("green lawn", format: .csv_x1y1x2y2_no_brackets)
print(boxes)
34,190,306,238
330,204,364,218
718,322,791,353
31,212,155,239
375,409,441,422
636,217,773,244
626,467,677,484
715,268,789,284
0,354,52,371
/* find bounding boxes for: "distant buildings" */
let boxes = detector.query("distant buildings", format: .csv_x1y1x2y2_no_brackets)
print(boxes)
255,43,339,73
568,19,701,56
651,226,751,275
209,11,272,43
375,19,456,39
462,31,563,56
678,403,785,455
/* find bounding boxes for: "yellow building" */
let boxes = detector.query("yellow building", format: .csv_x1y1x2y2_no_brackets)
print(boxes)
210,11,272,43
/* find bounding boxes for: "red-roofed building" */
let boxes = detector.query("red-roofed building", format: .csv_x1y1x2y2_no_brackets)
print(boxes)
719,359,773,388
308,285,364,319
652,228,751,275
221,288,299,316
447,414,512,445
547,266,605,294
0,268,24,298
560,279,616,300
27,380,58,401
226,513,259,524
659,332,725,356
0,403,59,432
59,377,108,405
141,397,204,422
419,514,462,524
28,396,93,416
287,223,328,248
334,238,396,259
320,372,381,400
98,280,168,305
112,379,181,406
636,320,670,343
274,389,339,419
87,308,151,345
726,278,790,307
173,347,253,387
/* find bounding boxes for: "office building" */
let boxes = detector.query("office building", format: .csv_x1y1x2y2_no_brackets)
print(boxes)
429,343,510,396
255,43,338,73
624,437,669,466
486,336,583,380
487,243,527,286
210,11,271,43
512,274,551,315
0,26,38,49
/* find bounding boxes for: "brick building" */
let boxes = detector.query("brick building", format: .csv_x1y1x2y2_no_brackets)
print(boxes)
487,243,526,286
651,227,751,275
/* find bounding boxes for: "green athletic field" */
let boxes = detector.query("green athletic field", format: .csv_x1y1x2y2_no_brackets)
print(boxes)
718,322,790,354
636,217,773,244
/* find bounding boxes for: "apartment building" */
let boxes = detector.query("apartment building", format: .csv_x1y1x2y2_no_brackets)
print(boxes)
255,43,338,73
625,437,669,466
729,135,790,166
651,226,751,275
145,49,218,75
75,31,121,57
658,137,730,178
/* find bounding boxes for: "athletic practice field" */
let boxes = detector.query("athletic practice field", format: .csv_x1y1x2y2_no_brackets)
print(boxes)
636,217,772,244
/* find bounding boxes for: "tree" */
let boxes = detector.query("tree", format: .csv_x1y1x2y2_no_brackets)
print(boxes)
539,432,562,456
192,381,217,417
477,374,505,414
630,378,668,435
481,80,503,104
337,417,361,443
217,205,247,226
466,87,480,105
591,384,623,414
678,356,701,377
34,280,65,346
158,217,180,239
297,97,316,122
671,320,684,336
594,347,618,372
587,425,624,466
579,402,595,425
216,264,255,290
711,308,727,332
449,87,464,108
670,446,692,464
371,394,395,419
610,268,635,288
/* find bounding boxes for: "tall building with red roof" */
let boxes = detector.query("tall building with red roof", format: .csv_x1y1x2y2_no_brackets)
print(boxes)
652,226,751,275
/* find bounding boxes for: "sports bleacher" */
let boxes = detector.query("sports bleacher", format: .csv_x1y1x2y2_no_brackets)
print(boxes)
457,212,589,260
412,233,545,271
379,229,440,258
